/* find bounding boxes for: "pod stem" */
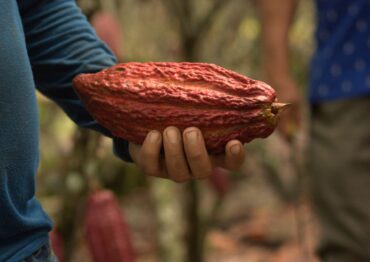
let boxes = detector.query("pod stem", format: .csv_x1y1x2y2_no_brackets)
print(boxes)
271,102,290,115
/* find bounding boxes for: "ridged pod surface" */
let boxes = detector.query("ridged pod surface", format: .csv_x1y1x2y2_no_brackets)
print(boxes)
73,62,283,153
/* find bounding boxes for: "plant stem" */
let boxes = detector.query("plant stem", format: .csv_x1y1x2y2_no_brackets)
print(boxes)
186,180,203,262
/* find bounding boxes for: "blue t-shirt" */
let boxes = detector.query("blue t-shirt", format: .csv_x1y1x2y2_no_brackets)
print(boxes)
0,1,130,261
310,0,370,102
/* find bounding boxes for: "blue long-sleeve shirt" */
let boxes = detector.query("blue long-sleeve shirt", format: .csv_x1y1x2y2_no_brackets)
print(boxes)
310,0,370,102
0,1,130,261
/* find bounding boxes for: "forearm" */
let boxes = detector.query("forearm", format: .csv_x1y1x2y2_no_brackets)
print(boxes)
256,0,298,88
19,0,115,132
19,0,131,162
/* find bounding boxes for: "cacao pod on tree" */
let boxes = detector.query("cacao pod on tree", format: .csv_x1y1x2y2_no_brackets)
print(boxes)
73,62,286,153
84,190,136,262
49,229,64,262
208,167,231,198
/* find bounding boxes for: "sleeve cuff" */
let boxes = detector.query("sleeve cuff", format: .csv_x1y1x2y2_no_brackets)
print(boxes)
112,137,133,163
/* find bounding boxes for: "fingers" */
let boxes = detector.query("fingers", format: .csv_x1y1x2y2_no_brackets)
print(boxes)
163,127,191,183
130,127,245,183
211,140,246,171
224,140,246,170
183,127,213,179
132,130,164,178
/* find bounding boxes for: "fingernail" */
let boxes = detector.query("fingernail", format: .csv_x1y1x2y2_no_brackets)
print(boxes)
186,130,198,144
166,128,178,144
150,131,160,143
230,144,240,155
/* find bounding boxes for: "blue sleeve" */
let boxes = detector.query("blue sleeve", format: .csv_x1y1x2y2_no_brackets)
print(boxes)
18,0,132,162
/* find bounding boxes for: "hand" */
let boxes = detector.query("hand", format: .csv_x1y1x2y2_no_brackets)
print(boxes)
128,126,246,183
270,76,303,141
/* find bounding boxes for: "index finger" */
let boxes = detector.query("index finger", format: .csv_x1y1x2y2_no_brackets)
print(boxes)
137,130,164,177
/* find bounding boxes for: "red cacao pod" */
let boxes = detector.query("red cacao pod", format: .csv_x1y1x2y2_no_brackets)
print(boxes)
208,167,231,198
49,229,64,262
84,190,135,262
73,62,286,153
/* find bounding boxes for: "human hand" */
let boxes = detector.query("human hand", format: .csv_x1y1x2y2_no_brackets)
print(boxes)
269,76,303,141
128,127,246,183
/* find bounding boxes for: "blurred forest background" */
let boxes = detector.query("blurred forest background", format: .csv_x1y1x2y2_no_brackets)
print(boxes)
36,0,319,261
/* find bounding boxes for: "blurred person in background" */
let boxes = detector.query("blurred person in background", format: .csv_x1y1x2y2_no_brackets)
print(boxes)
257,0,370,261
0,0,246,261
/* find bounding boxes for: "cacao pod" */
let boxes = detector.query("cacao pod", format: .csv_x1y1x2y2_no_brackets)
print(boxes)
208,167,231,198
49,229,64,262
73,62,286,153
84,190,136,262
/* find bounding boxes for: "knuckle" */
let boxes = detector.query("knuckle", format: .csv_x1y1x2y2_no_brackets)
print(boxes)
165,158,184,173
187,151,203,162
165,151,183,160
145,153,158,164
141,164,159,177
141,149,158,160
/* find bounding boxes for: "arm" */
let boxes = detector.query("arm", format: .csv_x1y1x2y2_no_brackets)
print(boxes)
19,0,131,161
256,0,302,139
256,0,298,84
19,0,246,181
